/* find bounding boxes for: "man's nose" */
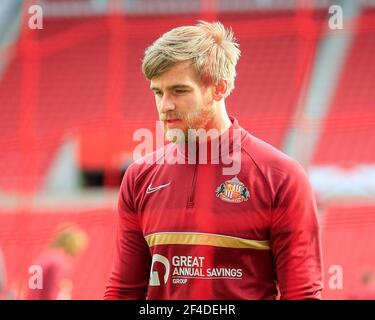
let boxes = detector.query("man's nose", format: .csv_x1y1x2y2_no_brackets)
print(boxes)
160,94,175,113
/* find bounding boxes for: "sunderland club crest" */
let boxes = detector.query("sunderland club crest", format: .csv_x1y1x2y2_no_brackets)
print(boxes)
215,176,250,203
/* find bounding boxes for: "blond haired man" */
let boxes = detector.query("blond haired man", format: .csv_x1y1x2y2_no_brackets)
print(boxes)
105,21,323,300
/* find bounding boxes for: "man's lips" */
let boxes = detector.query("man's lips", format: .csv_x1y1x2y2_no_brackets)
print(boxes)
164,119,182,128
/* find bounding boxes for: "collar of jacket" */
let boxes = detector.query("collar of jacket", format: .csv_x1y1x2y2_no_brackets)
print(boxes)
174,115,244,164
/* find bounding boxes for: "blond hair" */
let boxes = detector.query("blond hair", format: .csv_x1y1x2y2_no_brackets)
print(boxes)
50,225,88,257
142,21,241,97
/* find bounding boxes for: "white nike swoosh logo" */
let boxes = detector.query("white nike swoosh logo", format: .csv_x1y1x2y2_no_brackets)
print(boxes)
146,182,171,194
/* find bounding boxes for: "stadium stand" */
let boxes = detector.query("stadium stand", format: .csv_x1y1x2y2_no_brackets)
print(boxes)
0,11,327,191
322,204,375,299
312,8,375,166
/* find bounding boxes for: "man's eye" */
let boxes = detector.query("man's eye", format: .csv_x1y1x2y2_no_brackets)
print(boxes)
175,90,187,94
154,91,162,96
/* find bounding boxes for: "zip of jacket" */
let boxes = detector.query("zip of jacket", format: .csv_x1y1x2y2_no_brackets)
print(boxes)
186,163,198,209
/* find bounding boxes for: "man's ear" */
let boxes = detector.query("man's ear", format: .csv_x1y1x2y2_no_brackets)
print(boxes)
213,80,228,101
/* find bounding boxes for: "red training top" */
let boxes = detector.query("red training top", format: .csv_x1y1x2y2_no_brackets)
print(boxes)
104,116,323,300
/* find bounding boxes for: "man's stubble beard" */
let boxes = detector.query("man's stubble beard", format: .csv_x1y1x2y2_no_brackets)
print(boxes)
164,104,216,144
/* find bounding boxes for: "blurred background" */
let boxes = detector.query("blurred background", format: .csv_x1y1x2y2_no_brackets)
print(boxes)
0,0,374,300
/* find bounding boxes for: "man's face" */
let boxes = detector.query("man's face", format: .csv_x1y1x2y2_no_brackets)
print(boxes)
150,61,216,143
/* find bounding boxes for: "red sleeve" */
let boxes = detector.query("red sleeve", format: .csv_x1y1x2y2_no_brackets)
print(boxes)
270,162,323,300
104,167,151,300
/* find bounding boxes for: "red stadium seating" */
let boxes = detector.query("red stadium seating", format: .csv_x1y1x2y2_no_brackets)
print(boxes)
321,204,375,299
312,9,375,167
0,11,326,192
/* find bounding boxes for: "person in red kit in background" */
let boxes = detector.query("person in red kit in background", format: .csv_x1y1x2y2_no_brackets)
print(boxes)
0,248,8,299
26,225,88,300
348,271,375,300
104,21,323,300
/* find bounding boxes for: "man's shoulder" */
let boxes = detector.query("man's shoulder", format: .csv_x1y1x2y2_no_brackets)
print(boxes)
240,131,313,205
122,143,175,181
241,131,306,179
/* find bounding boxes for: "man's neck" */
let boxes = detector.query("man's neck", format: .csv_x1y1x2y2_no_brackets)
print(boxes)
205,101,232,132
